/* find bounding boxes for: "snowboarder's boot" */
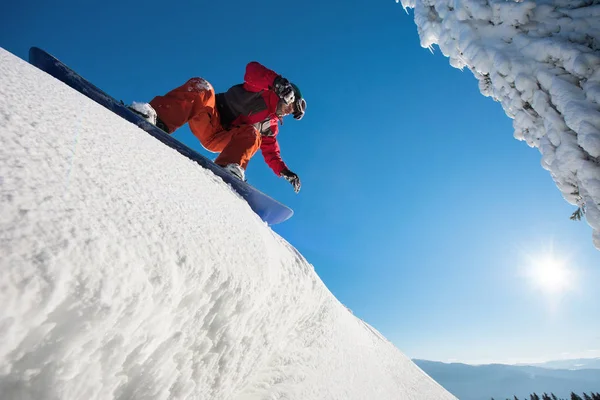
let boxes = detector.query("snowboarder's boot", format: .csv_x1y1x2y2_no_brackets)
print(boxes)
221,163,246,181
127,102,169,133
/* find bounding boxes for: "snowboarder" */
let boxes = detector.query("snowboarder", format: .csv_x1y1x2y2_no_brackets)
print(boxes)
130,62,305,193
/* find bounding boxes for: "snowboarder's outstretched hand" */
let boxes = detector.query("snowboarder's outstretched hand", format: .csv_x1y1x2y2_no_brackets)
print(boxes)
272,76,295,105
281,169,301,193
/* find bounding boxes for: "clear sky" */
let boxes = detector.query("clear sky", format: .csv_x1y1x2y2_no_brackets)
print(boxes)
3,0,599,364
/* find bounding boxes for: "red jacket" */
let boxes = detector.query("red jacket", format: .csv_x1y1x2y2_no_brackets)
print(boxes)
216,62,288,176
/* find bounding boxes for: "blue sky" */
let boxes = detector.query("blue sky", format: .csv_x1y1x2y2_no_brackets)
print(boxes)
3,0,599,364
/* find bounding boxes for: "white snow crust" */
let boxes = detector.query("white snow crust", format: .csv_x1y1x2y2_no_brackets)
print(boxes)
186,77,213,93
399,0,600,250
0,48,455,400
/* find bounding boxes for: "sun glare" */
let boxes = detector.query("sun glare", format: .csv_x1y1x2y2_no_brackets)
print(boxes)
527,255,573,294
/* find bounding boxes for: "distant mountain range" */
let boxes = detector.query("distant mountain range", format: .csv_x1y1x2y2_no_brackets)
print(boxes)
517,358,600,371
414,358,600,400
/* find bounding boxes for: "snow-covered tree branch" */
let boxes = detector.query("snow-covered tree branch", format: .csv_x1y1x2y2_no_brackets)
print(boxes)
400,0,600,250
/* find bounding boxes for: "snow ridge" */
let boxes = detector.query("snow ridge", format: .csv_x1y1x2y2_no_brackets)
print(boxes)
0,48,455,399
400,0,600,249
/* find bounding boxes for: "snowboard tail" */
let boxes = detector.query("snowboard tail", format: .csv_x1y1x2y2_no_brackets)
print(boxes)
28,47,293,225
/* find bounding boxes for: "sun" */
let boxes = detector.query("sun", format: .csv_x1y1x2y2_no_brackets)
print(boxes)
526,255,574,294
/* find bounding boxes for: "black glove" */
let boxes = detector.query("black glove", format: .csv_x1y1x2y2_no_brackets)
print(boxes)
281,169,301,193
272,76,295,105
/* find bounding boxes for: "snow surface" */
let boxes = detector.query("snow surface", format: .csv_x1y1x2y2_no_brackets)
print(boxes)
0,48,455,400
399,0,600,250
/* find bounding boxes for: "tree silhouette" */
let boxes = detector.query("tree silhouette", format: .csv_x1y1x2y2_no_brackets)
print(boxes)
504,392,600,400
505,392,600,400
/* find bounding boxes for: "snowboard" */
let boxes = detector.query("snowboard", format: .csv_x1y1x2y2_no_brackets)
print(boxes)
28,47,293,225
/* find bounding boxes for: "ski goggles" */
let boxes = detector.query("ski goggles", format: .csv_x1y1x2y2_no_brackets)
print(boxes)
293,97,306,120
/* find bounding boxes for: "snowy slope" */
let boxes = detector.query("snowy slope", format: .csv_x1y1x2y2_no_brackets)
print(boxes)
400,0,600,250
0,48,455,400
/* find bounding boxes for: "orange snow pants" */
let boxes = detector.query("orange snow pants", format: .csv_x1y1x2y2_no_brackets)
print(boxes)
149,78,261,169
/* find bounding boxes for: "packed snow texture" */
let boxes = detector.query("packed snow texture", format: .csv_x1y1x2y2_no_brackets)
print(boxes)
0,48,455,400
399,0,600,250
